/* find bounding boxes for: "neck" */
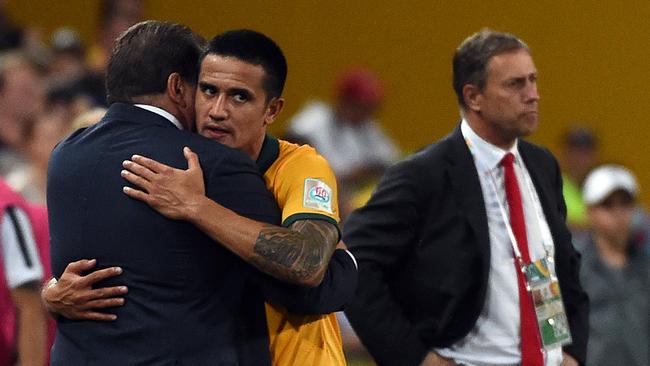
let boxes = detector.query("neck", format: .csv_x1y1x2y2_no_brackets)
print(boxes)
593,233,629,268
131,94,167,110
131,95,188,129
465,112,516,150
248,134,267,162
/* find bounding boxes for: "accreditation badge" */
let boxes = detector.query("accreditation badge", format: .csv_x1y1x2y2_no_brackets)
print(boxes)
523,257,572,350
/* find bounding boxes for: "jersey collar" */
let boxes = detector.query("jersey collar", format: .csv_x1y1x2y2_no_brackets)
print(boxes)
256,134,280,174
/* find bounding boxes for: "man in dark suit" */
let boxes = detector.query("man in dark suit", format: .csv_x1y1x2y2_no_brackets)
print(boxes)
343,30,588,366
47,21,353,366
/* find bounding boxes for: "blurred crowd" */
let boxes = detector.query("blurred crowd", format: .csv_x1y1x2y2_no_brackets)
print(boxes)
0,2,648,366
0,0,143,206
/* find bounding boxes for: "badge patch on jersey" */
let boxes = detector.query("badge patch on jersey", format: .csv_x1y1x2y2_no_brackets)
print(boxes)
303,178,333,214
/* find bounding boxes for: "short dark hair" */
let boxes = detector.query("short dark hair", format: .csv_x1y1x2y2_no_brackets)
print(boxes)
452,29,529,109
202,29,287,100
106,20,204,104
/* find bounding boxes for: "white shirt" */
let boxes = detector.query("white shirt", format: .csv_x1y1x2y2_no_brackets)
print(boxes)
1,206,43,289
435,120,562,366
134,104,184,130
287,101,399,177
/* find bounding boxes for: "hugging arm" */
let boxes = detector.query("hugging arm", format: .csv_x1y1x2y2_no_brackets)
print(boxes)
41,259,127,321
121,147,339,286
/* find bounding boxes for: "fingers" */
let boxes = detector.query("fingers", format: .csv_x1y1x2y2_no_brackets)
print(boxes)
69,285,127,311
122,160,156,182
64,258,97,274
80,296,125,310
122,186,152,204
183,147,200,171
121,169,152,193
131,154,170,174
80,267,123,287
75,310,118,322
88,285,128,300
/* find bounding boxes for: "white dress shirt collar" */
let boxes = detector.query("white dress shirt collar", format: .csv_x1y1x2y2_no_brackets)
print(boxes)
134,104,184,130
460,119,520,172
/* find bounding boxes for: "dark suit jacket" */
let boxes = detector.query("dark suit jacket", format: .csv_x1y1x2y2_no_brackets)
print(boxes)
48,103,357,366
344,126,589,366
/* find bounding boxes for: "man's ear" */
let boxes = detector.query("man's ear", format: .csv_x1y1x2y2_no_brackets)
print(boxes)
166,73,189,108
263,97,285,126
463,84,482,113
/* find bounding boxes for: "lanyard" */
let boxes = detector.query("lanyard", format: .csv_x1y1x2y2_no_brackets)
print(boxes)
464,136,554,264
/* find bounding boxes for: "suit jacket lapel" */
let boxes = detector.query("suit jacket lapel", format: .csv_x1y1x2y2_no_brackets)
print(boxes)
445,125,491,273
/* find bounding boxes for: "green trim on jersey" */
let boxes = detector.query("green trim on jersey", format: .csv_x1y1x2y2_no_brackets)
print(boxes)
256,134,280,175
283,213,341,242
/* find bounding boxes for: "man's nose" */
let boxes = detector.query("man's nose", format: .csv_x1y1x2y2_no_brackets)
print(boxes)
525,82,540,102
209,95,228,120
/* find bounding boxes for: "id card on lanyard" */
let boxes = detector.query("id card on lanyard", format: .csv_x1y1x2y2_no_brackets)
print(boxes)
465,136,572,351
524,257,572,348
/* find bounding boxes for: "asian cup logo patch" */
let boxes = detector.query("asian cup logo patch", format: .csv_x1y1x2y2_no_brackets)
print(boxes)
303,178,333,214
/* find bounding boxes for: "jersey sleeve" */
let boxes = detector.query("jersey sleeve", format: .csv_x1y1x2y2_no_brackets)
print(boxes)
273,148,340,231
1,206,43,289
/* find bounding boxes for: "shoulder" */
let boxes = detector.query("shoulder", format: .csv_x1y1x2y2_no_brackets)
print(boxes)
277,140,330,168
368,134,456,208
519,139,557,164
519,139,562,180
389,132,455,180
273,139,337,196
175,132,260,180
182,131,250,162
0,178,24,205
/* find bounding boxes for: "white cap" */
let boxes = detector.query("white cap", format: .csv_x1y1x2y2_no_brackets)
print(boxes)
582,164,638,205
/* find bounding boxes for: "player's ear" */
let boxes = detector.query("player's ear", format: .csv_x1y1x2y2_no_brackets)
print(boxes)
264,97,284,126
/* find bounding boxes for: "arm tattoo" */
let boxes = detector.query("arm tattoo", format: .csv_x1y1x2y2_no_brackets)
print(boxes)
251,220,339,283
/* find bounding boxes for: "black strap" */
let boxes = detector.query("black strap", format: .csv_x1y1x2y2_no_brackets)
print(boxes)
5,206,33,268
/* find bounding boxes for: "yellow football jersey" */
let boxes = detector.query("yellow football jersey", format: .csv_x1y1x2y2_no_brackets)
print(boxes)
256,136,346,366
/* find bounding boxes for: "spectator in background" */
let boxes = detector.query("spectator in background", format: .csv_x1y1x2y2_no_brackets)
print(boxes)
560,126,599,235
6,112,70,204
576,164,649,366
0,1,50,69
49,27,106,107
87,0,143,76
559,126,650,252
286,67,399,219
0,178,49,366
6,67,96,204
48,28,87,84
0,52,45,177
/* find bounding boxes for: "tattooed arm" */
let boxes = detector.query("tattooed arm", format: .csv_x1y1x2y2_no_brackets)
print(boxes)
251,220,340,285
188,193,340,286
121,148,340,286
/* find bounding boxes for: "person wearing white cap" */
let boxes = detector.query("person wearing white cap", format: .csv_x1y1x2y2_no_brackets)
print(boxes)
576,164,650,366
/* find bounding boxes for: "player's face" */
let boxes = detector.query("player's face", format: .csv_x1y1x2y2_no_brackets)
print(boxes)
475,49,540,146
195,54,283,160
